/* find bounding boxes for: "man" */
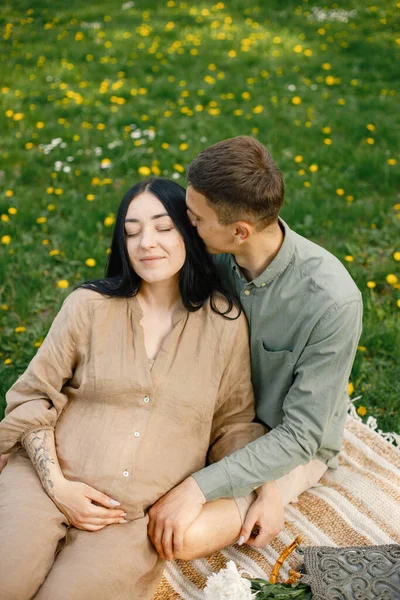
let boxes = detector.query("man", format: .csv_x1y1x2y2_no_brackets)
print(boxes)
147,136,361,561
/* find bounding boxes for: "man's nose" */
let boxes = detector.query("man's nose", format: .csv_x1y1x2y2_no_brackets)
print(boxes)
187,210,196,227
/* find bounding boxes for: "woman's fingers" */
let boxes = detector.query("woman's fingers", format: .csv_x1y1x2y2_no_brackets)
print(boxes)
84,484,121,508
86,504,127,520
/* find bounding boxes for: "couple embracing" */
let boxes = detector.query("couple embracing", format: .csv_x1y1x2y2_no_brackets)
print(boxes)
0,136,362,600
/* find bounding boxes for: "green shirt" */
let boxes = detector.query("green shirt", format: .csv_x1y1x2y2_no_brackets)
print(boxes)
193,219,362,501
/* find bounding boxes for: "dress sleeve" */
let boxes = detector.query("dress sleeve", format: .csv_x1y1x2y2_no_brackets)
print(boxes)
0,289,90,454
193,312,265,493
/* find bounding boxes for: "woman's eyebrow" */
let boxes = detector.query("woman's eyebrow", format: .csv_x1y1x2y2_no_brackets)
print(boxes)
125,213,170,223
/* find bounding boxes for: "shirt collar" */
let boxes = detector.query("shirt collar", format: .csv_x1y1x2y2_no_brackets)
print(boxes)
230,218,295,287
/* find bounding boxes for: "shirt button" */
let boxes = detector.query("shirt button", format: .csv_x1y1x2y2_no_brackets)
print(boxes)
123,471,129,477
143,396,150,403
244,290,251,296
134,431,140,437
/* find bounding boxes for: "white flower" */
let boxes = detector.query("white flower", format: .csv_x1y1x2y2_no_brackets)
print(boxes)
63,165,71,173
172,172,180,180
95,146,103,156
203,561,255,600
54,161,63,171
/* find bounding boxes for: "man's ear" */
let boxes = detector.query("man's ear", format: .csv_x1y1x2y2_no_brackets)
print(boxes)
233,221,253,245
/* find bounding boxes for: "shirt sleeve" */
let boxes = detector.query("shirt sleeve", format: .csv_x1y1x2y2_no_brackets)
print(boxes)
0,289,91,454
192,312,266,495
192,297,362,501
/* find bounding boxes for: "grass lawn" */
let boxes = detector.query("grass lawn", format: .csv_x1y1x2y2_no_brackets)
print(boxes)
0,0,399,433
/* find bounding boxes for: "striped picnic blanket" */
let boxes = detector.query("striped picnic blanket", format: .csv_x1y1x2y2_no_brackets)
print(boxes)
153,415,400,599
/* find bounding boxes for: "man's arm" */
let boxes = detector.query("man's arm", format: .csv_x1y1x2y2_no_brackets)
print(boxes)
192,297,362,501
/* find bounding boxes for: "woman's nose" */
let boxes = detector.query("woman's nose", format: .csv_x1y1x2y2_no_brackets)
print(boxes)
140,230,158,249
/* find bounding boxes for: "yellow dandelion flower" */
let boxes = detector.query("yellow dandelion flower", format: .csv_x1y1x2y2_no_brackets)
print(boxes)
86,258,96,267
104,216,115,227
57,280,69,289
47,204,55,211
324,138,332,145
366,124,375,131
54,189,63,195
357,405,367,416
322,62,331,70
337,98,346,105
345,255,353,262
1,304,8,310
5,190,13,197
358,346,367,352
13,113,24,121
388,158,397,165
293,44,303,53
233,109,243,116
366,138,375,145
309,164,319,173
151,165,161,176
4,358,12,365
397,299,400,308
49,249,60,256
86,194,95,201
1,214,9,222
36,121,45,129
386,274,398,285
336,188,345,196
304,49,312,57
179,143,189,151
138,166,151,176
46,187,54,194
2,235,11,245
367,281,376,289
393,252,400,261
34,340,43,348
298,169,305,175
173,164,185,173
253,105,263,114
322,127,331,134
36,217,47,224
294,155,303,163
15,326,26,333
346,195,354,202
395,204,400,210
292,96,302,105
42,239,49,245
348,382,354,395
25,142,34,149
303,181,311,187
228,50,236,58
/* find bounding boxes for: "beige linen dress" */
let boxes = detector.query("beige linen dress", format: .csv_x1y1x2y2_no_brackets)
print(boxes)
0,288,265,600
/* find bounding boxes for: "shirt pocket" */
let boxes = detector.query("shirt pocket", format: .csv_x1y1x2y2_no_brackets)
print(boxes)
257,342,295,405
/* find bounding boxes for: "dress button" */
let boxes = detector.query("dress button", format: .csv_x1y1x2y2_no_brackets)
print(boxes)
143,396,150,403
244,290,251,296
134,431,140,437
123,471,129,477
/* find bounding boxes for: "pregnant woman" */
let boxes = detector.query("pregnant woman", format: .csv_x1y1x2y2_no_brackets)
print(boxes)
0,178,266,600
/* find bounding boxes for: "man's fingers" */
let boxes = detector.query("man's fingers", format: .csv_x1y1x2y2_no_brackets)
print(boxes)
162,528,174,561
238,508,258,545
172,528,184,558
86,504,127,519
84,485,121,508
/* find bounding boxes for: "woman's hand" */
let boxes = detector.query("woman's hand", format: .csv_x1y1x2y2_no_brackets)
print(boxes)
238,481,284,548
52,479,128,531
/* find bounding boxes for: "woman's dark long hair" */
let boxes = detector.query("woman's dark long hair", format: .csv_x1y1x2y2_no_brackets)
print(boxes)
79,178,240,319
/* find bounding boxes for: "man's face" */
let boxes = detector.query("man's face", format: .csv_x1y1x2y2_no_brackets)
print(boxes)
186,186,234,254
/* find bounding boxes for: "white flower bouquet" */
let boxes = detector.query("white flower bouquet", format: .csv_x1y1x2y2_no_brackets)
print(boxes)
203,561,312,599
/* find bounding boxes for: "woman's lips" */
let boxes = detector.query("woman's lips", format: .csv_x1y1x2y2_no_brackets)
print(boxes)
140,256,165,263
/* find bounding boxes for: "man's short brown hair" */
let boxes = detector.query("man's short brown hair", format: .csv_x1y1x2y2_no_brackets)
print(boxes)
187,136,284,229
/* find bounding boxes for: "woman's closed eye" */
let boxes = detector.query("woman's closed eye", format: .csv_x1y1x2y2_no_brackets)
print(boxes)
127,228,173,237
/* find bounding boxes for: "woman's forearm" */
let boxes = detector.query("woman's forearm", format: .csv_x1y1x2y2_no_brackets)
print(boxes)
23,429,65,498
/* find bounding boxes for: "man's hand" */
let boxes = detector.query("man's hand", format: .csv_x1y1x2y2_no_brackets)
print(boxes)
238,481,284,548
148,476,206,561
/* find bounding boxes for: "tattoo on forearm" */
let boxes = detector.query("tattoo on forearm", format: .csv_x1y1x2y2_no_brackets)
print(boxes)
24,431,56,496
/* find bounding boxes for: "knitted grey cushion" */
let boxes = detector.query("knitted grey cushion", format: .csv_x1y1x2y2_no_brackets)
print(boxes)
301,545,400,600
